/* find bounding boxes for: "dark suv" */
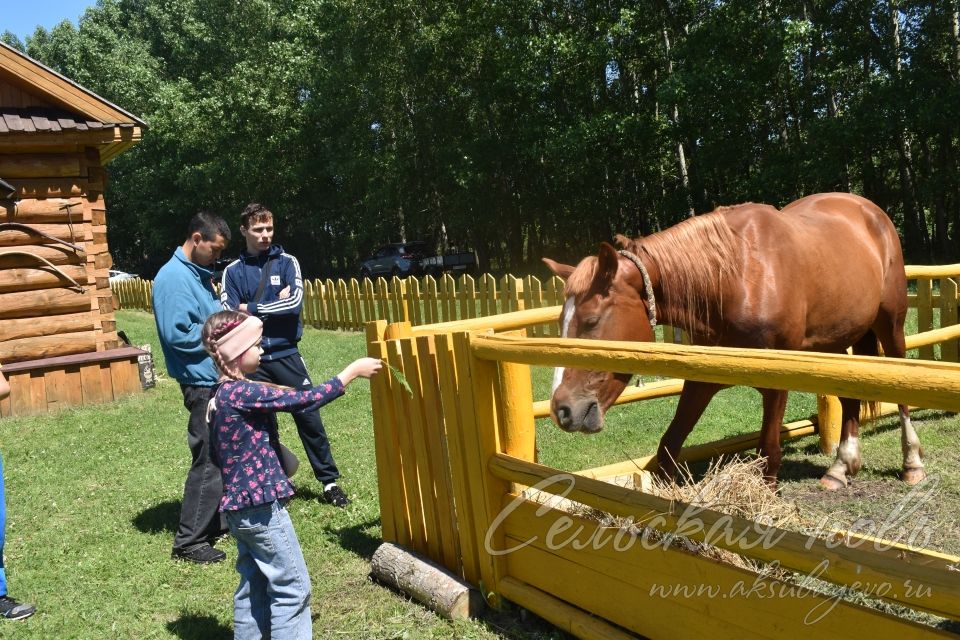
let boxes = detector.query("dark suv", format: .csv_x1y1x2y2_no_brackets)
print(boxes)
359,241,431,278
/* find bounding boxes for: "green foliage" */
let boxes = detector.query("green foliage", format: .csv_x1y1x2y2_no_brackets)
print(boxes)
20,0,960,276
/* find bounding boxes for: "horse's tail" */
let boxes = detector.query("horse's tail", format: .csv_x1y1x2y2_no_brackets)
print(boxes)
853,330,882,423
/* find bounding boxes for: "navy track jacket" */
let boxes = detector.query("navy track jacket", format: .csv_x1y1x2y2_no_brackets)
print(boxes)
221,244,304,361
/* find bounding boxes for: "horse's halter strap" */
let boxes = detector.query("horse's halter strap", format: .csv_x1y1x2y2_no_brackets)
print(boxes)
617,249,657,329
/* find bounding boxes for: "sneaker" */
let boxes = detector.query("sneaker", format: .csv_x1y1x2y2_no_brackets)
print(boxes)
0,596,35,620
171,543,226,564
322,484,351,508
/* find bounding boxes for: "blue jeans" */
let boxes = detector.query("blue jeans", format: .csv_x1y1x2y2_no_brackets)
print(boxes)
226,501,312,639
0,452,7,596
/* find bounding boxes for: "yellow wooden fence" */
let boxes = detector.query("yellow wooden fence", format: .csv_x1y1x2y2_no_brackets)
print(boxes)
366,304,960,639
112,264,960,353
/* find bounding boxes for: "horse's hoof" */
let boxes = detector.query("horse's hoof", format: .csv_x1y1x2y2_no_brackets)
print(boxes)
903,467,927,486
819,474,846,491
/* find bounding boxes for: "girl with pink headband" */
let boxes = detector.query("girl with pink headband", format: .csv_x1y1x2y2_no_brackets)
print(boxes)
201,310,381,638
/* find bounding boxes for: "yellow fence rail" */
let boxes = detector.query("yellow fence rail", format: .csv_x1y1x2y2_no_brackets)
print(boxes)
113,264,960,350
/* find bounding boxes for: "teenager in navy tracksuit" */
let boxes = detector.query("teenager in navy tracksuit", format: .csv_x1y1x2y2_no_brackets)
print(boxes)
220,203,351,507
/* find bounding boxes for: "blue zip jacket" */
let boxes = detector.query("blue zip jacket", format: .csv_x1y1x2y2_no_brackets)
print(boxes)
152,247,221,386
220,244,303,361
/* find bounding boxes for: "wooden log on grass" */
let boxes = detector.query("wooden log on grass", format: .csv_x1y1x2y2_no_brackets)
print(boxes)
370,542,482,620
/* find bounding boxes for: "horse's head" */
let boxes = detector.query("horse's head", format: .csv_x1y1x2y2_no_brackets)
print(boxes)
543,241,656,434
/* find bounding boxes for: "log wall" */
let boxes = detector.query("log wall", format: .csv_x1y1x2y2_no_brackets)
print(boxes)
0,147,118,365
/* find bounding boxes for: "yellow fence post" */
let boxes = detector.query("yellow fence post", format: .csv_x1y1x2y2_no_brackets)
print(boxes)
816,394,842,455
414,334,462,572
917,278,934,360
499,357,536,464
434,332,482,585
365,320,405,545
349,278,362,331
525,276,542,337
458,274,476,320
406,276,422,326
941,278,958,362
323,278,336,329
479,273,496,317
452,331,510,608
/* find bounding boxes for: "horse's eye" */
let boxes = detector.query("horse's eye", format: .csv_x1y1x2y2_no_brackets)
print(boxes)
581,316,600,331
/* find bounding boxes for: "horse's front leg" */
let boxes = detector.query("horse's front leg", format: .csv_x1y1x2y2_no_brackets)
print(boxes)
820,396,863,490
657,381,725,478
758,388,788,485
898,404,926,485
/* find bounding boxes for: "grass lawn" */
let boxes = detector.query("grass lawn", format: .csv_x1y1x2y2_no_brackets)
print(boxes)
3,310,958,638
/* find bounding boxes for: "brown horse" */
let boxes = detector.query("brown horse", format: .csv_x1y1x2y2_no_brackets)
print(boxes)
544,192,925,489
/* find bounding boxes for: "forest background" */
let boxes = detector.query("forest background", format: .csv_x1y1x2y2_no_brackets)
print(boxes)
3,0,960,278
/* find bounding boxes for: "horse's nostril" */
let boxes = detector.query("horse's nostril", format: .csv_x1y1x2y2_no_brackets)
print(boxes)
556,405,572,427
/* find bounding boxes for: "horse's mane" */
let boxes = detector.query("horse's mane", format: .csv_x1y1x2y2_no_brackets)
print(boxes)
617,206,749,331
564,206,752,332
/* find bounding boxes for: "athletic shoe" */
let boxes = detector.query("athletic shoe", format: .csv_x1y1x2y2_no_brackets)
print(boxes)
171,543,226,564
0,596,35,620
322,484,351,508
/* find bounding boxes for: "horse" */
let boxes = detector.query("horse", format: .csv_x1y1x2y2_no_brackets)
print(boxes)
543,192,925,490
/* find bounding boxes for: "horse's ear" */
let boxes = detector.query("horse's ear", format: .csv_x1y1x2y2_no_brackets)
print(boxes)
596,242,620,287
543,257,575,281
613,234,633,249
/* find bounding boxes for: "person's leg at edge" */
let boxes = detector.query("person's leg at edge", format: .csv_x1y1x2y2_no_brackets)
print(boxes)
0,453,36,620
1,452,7,598
172,385,226,559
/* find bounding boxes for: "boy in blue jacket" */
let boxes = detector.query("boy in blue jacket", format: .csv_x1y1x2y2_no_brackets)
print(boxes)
220,203,350,507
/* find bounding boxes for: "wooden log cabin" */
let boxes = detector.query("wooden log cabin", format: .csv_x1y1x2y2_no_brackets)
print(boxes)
0,41,148,416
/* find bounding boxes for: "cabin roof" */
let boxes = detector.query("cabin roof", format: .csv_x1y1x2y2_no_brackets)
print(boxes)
0,106,138,133
0,40,146,129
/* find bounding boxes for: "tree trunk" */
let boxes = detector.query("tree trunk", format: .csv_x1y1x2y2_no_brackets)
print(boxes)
889,1,928,257
662,27,694,218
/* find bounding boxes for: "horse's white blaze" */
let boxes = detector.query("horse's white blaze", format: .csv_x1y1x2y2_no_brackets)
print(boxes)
552,296,576,395
899,406,924,470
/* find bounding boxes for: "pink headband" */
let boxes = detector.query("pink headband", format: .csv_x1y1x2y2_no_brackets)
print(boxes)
216,316,263,362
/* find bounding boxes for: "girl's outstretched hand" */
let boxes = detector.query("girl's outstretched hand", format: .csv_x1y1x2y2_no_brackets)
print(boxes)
337,357,383,386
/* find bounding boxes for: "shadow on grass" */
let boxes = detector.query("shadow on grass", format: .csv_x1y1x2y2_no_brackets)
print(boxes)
133,499,181,534
476,602,577,640
323,518,383,560
166,612,232,639
777,458,827,483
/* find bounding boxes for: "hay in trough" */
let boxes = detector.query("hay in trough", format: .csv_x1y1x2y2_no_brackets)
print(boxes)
522,455,799,573
642,455,800,572
633,455,798,573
